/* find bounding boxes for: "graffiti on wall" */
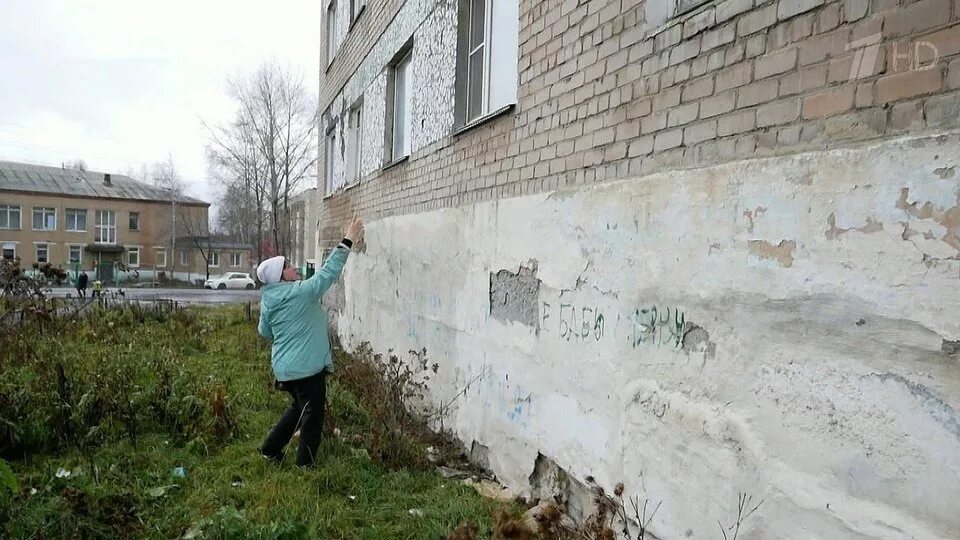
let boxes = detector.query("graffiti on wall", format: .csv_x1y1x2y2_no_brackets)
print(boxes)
541,300,687,349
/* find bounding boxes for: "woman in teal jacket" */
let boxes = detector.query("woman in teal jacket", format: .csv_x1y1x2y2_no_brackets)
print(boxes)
258,217,363,466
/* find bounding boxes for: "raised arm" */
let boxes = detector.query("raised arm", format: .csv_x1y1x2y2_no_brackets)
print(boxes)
303,216,364,300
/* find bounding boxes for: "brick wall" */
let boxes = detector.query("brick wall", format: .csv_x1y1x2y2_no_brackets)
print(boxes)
319,0,960,247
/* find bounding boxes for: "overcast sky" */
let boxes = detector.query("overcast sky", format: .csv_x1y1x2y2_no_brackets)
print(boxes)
0,1,322,208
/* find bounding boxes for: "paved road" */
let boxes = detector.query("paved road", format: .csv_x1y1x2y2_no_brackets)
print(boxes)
48,287,260,305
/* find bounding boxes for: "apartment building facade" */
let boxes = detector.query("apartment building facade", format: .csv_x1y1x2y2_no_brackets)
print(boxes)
318,0,960,535
287,187,320,274
0,161,241,281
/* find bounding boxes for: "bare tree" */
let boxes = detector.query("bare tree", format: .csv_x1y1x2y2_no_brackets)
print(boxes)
177,206,215,280
205,62,317,260
206,124,268,261
144,156,189,278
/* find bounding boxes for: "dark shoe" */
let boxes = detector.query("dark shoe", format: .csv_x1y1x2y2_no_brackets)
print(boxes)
261,451,284,464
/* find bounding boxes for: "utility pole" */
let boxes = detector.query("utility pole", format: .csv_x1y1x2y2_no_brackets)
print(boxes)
171,196,177,279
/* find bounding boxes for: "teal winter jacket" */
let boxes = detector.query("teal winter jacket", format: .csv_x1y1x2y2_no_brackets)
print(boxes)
258,244,350,381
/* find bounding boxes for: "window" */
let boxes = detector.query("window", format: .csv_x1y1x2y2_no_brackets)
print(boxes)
95,210,116,244
156,249,167,268
646,0,712,29
128,212,140,231
350,0,366,25
180,251,189,266
230,252,242,267
387,48,413,162
127,247,140,267
2,243,16,260
209,251,220,267
35,243,48,264
230,273,245,280
346,103,363,184
325,126,339,195
69,245,83,263
326,0,339,65
66,209,87,231
32,207,56,231
0,205,21,229
455,0,518,127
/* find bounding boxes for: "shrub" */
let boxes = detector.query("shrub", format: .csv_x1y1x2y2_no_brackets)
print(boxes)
0,266,238,460
332,344,438,470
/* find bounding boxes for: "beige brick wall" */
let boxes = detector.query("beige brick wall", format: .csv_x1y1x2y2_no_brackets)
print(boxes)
0,190,207,270
319,0,960,247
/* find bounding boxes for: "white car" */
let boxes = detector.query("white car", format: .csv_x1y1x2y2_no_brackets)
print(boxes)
205,272,256,290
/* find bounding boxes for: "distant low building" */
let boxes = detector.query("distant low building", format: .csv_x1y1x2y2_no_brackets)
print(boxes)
175,236,255,282
0,160,209,284
287,188,319,274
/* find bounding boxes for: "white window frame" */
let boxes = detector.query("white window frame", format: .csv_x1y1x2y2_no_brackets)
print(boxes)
35,242,49,264
0,205,21,230
465,0,488,123
209,250,220,268
127,247,141,268
95,210,117,244
325,126,338,195
455,0,518,128
180,250,189,266
65,208,87,232
155,248,167,268
128,212,140,231
1,242,16,260
229,252,242,267
32,207,57,231
387,48,413,162
69,245,83,264
326,0,339,66
346,102,363,185
350,0,366,26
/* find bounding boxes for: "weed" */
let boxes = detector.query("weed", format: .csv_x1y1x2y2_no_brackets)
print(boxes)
333,344,438,470
1,277,515,537
718,492,763,540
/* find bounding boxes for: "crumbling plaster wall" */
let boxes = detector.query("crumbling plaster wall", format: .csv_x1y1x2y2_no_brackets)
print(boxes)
336,131,960,538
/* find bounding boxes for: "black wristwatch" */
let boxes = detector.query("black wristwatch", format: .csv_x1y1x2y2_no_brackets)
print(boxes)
340,238,354,249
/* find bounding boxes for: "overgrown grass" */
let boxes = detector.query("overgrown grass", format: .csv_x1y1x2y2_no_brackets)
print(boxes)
0,304,515,538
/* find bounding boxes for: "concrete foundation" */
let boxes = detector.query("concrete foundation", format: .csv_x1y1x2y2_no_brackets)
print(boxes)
333,131,960,538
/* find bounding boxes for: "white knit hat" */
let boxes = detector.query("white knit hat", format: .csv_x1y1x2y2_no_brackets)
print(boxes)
256,256,285,285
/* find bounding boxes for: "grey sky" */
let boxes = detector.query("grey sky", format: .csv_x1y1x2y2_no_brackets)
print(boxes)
0,1,321,207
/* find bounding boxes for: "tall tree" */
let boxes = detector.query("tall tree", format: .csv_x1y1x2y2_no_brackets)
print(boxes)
206,62,317,260
177,206,215,280
147,156,188,276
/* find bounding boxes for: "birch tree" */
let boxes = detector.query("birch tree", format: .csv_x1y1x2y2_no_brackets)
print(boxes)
206,62,317,259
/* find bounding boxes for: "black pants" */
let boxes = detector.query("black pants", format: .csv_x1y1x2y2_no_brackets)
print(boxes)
261,371,327,467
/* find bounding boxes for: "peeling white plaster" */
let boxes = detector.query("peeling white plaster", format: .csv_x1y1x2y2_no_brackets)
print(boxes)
322,0,456,189
361,72,387,177
337,132,960,538
411,0,457,152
